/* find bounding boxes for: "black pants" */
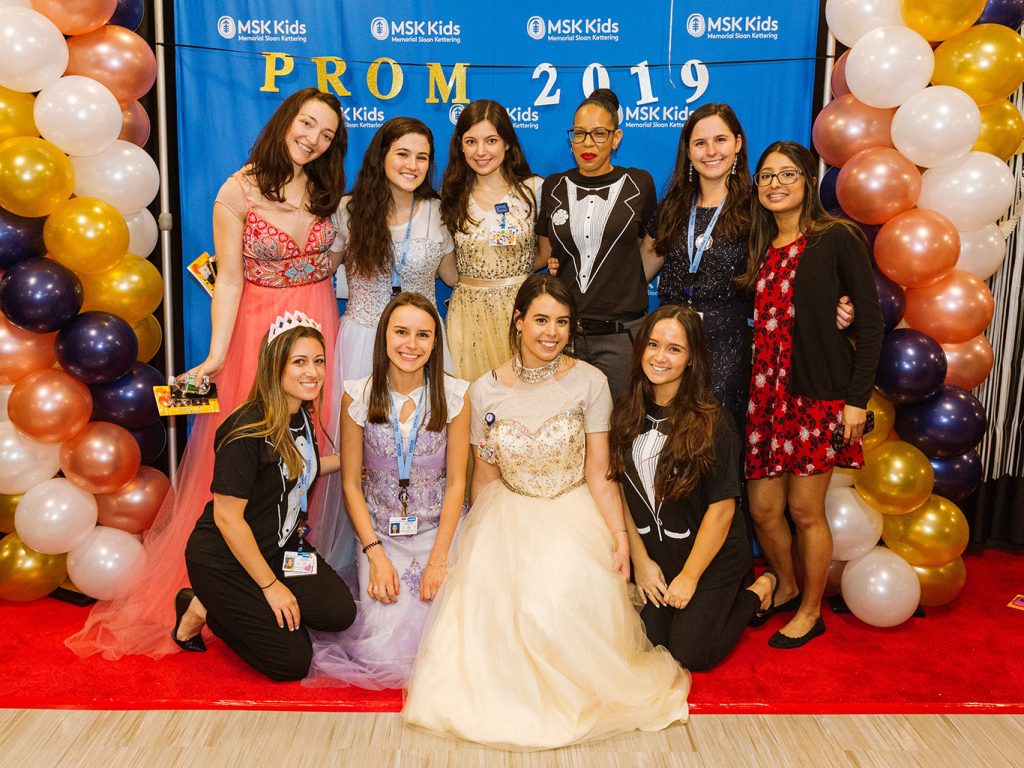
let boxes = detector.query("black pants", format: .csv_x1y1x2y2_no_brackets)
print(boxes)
574,316,646,402
187,548,356,681
641,580,759,671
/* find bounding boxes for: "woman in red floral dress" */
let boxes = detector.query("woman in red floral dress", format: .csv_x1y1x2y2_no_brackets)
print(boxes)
737,141,882,649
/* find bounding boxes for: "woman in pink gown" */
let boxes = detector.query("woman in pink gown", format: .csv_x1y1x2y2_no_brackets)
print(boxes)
66,88,348,659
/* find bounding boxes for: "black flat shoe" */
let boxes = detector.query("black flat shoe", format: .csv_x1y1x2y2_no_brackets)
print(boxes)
768,616,825,649
748,568,780,627
773,593,803,613
172,587,206,652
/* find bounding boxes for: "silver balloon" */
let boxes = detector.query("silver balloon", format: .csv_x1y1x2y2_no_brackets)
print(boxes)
14,477,97,554
841,546,921,627
67,525,146,600
826,487,883,561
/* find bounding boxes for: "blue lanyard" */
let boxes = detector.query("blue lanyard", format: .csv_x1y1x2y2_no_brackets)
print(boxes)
687,197,726,274
390,201,416,289
389,384,426,494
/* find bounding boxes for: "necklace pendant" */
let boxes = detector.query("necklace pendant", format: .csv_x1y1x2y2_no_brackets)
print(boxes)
512,354,563,383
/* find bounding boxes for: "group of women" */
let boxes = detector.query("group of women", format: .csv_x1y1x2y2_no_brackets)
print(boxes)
66,85,882,750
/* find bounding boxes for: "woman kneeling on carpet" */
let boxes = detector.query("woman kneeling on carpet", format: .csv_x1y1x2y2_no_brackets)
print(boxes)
172,313,356,681
609,305,777,670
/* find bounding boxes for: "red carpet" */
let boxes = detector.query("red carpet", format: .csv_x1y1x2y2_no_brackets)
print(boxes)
1,550,1021,714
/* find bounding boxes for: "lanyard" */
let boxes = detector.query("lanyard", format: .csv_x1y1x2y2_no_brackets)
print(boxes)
687,197,726,274
389,384,426,504
294,415,315,550
390,201,416,289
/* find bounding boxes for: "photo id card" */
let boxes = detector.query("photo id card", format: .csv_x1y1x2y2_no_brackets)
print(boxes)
489,225,518,246
282,551,317,577
388,515,418,536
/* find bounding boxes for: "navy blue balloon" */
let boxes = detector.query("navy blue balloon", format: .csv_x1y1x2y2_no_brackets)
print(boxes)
875,328,947,404
55,311,138,384
895,385,987,458
978,0,1024,29
820,167,840,211
0,258,83,333
0,209,45,269
874,268,905,331
90,362,164,431
131,421,167,464
930,450,983,504
110,0,145,30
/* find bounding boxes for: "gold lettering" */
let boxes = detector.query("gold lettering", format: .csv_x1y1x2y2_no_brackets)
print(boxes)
425,62,469,104
260,52,295,93
311,57,351,97
366,58,404,100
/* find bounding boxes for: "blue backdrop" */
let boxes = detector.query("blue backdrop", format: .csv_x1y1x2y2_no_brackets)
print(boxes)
175,0,821,369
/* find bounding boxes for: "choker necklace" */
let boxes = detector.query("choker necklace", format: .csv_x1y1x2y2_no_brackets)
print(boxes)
512,354,563,383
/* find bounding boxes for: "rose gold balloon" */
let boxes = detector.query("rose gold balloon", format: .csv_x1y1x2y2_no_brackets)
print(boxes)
7,369,92,443
836,147,922,225
941,335,993,391
873,209,960,287
812,94,896,168
118,100,151,147
912,557,967,607
30,0,117,36
831,50,850,98
65,26,157,103
95,465,170,534
903,269,995,344
60,421,141,495
0,311,57,385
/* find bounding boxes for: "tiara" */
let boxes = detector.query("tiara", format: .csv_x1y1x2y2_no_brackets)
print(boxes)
268,311,322,342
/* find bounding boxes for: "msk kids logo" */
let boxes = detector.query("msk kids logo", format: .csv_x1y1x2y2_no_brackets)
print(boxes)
525,16,620,42
449,104,465,125
506,105,540,130
216,15,307,42
686,13,779,40
342,106,386,129
370,16,461,44
623,104,693,129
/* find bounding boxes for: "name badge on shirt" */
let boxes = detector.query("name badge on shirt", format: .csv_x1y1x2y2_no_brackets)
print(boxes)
489,224,518,246
282,551,317,577
388,515,418,536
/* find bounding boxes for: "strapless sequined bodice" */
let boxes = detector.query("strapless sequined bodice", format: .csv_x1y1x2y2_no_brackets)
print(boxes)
484,406,587,499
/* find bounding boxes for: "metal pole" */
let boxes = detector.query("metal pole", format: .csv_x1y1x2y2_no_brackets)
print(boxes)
153,0,179,481
818,30,837,183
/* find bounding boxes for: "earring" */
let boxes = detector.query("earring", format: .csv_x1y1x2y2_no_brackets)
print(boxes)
688,163,693,182
731,157,737,176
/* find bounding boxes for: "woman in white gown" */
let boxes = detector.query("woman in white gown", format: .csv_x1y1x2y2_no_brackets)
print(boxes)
404,275,689,750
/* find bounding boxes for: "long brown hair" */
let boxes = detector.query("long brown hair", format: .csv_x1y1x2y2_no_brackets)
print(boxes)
219,323,328,479
345,117,438,279
440,100,536,234
609,306,720,500
655,103,752,254
508,274,578,357
366,292,448,432
737,141,863,293
246,88,347,218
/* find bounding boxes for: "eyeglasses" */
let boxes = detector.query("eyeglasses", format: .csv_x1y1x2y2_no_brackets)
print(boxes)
754,170,803,187
567,128,613,144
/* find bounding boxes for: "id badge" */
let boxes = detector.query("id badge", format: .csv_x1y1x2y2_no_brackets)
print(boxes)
282,551,317,577
488,225,518,246
388,515,418,536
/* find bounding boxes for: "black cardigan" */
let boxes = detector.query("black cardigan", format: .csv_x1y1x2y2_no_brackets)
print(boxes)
782,225,883,409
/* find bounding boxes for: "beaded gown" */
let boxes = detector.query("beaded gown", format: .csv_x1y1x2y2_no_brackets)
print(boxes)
404,361,689,749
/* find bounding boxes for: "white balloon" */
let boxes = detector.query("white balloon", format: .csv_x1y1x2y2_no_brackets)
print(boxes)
956,224,1006,281
828,469,856,489
0,420,61,495
0,384,11,422
70,140,161,215
14,477,97,554
846,26,934,109
67,525,147,600
825,0,903,48
0,7,69,94
124,208,159,257
841,546,921,627
825,487,884,561
890,86,981,168
0,1,33,7
34,76,123,158
918,152,1016,231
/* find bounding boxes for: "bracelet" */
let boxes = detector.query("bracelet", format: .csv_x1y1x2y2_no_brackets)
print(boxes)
427,560,447,569
362,540,383,554
259,577,277,590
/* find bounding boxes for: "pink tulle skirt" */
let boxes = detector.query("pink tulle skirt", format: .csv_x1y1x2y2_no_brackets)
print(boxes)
65,278,340,659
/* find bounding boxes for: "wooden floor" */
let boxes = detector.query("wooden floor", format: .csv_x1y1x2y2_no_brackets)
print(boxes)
1,710,1021,767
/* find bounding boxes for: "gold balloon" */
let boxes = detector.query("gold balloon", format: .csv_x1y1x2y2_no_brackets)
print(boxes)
79,254,164,325
0,532,68,602
0,493,21,533
933,24,1024,106
0,137,75,218
132,314,162,363
973,100,1024,162
855,440,934,515
44,197,129,276
901,0,985,42
863,390,895,454
882,495,969,567
0,86,38,143
913,557,967,607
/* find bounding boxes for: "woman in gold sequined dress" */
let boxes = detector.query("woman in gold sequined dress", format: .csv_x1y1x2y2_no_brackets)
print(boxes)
439,101,545,382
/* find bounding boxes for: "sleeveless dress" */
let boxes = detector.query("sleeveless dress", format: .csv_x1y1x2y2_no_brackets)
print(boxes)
404,362,689,750
446,177,542,382
307,374,468,689
66,171,341,659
